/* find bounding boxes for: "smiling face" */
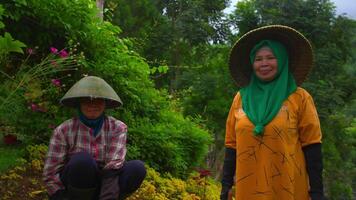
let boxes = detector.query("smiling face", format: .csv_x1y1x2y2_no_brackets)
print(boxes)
80,98,105,119
252,47,278,82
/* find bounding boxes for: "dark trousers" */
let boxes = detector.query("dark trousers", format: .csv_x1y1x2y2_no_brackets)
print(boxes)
60,152,146,199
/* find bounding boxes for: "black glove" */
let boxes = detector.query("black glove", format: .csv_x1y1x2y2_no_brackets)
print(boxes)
220,147,236,200
302,143,326,200
99,169,120,200
49,189,67,200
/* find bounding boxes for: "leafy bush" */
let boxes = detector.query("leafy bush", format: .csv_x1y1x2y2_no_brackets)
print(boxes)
128,110,212,177
0,4,26,66
322,115,356,199
127,166,220,200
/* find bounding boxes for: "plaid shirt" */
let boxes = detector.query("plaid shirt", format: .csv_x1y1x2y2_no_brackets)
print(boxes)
43,116,127,195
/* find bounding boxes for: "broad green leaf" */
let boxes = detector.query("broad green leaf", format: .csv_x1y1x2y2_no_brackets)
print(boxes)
158,65,169,73
0,32,26,54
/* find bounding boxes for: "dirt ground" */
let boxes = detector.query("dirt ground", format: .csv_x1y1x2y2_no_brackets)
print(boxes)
0,164,48,200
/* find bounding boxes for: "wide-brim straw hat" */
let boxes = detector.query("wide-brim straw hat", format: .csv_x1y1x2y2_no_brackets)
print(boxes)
60,76,123,109
229,25,313,87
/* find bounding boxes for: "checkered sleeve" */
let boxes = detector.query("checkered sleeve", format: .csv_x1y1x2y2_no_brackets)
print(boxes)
43,126,67,195
103,119,127,170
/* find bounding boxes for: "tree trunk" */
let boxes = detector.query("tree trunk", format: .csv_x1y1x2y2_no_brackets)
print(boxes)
96,0,105,20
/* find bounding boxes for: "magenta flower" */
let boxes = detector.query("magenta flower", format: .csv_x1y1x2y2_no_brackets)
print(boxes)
59,50,69,58
27,48,34,55
50,47,58,54
51,79,61,87
30,103,38,111
29,103,47,112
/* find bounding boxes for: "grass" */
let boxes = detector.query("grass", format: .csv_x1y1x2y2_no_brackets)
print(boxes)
0,142,25,173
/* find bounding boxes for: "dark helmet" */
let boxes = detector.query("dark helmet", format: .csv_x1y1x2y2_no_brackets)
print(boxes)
60,76,122,109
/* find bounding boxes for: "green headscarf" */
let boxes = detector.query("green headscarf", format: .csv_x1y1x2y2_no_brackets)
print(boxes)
240,40,297,136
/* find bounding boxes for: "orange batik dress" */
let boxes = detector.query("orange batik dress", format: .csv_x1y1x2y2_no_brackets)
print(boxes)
225,88,322,200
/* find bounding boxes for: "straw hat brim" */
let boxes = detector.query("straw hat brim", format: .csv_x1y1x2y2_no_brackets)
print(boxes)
60,96,122,109
229,25,313,87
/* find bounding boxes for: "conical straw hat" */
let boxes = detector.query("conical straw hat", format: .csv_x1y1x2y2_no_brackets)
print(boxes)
60,76,122,109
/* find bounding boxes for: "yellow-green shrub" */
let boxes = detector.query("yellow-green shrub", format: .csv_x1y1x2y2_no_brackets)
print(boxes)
0,144,48,199
127,166,220,200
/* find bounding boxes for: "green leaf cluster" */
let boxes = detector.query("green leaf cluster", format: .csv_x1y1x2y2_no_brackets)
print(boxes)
0,4,26,66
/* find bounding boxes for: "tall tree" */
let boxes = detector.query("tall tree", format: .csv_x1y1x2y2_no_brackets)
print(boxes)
108,0,230,91
96,0,105,19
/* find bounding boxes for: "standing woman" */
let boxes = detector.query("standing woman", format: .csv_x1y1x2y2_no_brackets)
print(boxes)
220,25,326,200
43,76,146,200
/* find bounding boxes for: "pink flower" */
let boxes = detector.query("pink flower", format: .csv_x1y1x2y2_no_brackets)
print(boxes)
59,50,69,58
51,79,61,87
30,103,38,111
29,103,47,112
27,48,34,55
50,47,58,54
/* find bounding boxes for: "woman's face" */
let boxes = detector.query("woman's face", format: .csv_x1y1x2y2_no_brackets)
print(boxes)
252,47,278,82
80,98,105,119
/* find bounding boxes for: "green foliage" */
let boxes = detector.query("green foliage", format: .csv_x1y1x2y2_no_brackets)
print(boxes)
0,32,26,54
0,4,26,66
150,65,169,75
25,144,48,161
229,0,259,36
0,145,25,172
128,110,212,177
108,0,231,91
178,45,236,132
0,4,4,29
328,181,353,200
322,114,356,198
170,45,237,174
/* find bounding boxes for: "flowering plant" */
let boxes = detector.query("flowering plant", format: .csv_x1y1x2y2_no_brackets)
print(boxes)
0,44,83,141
